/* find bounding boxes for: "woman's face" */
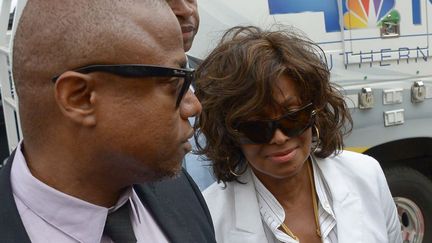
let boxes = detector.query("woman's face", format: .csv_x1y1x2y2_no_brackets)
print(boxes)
240,75,313,180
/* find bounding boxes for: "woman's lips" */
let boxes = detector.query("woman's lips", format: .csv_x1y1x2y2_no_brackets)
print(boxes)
267,148,298,163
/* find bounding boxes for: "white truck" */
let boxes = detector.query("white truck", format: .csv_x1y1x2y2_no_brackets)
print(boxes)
0,0,431,242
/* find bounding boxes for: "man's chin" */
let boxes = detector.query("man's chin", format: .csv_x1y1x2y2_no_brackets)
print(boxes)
156,165,183,181
131,157,184,183
183,39,194,52
147,162,183,182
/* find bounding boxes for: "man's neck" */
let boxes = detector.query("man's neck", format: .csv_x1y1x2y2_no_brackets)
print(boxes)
22,143,128,207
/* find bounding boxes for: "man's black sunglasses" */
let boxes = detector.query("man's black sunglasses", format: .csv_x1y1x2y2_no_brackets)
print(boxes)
51,64,194,107
234,103,316,144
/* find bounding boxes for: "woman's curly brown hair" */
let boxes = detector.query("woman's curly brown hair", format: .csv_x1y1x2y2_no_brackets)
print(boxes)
194,26,352,183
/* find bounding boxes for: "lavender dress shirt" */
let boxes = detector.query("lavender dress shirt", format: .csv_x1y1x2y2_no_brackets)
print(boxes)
10,143,168,243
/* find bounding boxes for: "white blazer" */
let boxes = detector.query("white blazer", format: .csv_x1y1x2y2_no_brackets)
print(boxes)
203,151,402,243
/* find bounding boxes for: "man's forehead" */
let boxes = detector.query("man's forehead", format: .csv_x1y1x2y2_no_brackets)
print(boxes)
85,1,184,68
112,29,185,68
114,1,185,68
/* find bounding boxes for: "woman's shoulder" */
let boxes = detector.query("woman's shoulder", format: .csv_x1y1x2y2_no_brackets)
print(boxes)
317,150,382,176
326,149,378,163
203,181,236,209
203,172,257,213
314,150,388,192
203,181,229,199
203,180,247,202
316,150,387,194
203,170,255,198
202,181,239,226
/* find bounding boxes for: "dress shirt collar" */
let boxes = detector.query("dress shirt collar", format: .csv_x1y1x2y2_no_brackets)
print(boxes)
251,169,298,243
251,157,337,242
10,142,136,243
185,54,195,93
186,54,191,69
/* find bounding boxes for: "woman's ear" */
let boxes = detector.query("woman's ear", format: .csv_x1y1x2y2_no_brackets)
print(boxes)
54,71,97,127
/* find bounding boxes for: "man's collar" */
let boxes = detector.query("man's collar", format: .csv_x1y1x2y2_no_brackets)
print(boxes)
0,149,32,243
10,143,135,243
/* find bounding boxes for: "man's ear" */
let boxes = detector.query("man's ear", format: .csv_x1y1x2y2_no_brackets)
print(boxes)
54,71,97,126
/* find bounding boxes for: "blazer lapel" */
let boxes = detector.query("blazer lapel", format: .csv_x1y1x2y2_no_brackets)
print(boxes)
228,162,363,242
229,169,268,242
316,158,363,243
0,151,32,243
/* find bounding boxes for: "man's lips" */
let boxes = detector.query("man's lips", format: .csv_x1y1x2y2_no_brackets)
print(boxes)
181,25,195,33
183,130,194,143
183,141,192,153
182,131,194,153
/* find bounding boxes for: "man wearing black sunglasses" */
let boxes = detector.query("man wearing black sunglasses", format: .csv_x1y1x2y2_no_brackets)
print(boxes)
0,1,216,243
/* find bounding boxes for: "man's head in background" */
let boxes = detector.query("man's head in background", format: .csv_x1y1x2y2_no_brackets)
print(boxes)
167,0,199,52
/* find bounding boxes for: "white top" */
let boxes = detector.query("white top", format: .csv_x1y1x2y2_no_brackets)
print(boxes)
11,142,169,243
251,158,338,242
203,150,402,243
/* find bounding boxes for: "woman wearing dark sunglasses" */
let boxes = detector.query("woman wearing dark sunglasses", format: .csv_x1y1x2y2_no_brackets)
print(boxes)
195,26,402,243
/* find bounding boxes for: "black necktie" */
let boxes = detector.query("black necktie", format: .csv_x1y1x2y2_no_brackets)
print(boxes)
104,201,137,243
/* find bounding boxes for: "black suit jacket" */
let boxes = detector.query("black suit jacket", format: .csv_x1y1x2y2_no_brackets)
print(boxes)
0,151,216,243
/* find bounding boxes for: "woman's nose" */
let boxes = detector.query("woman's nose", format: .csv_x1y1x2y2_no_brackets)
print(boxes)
269,128,290,145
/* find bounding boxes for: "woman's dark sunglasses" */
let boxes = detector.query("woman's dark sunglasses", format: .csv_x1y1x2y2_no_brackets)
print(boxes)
235,103,316,144
51,64,194,108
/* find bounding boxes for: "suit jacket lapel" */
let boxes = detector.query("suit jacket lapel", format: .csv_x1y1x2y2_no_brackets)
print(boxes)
316,157,363,243
133,183,181,242
134,171,215,243
0,151,32,243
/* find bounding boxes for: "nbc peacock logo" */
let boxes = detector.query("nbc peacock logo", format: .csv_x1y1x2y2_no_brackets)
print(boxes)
343,0,400,29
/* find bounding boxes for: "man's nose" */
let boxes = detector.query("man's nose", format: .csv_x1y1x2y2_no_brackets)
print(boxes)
180,89,202,119
171,0,194,18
